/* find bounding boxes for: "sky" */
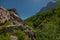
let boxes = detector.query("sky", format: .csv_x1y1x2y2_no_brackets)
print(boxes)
0,0,55,19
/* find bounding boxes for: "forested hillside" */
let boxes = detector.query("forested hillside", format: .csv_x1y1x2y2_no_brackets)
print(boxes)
25,1,60,40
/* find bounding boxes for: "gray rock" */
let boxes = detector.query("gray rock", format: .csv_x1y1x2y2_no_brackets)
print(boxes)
10,35,18,40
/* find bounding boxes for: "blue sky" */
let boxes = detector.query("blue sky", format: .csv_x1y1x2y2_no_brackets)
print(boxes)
0,0,54,19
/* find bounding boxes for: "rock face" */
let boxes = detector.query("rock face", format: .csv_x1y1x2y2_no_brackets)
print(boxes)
0,6,23,26
24,29,36,40
8,8,23,25
0,6,10,24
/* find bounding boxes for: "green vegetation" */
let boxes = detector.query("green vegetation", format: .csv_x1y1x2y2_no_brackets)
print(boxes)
25,7,60,40
0,20,13,30
0,0,60,40
0,33,10,40
2,20,13,26
0,20,31,40
14,30,25,40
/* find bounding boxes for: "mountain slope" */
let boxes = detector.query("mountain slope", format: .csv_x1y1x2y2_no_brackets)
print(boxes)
0,6,36,40
25,7,60,40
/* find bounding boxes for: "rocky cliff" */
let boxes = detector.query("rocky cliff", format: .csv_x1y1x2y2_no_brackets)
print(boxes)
0,6,23,26
0,6,36,40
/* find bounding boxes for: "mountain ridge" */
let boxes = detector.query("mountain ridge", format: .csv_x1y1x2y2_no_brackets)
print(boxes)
37,1,59,14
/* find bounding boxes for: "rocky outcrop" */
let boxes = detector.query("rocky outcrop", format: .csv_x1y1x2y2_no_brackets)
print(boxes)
24,29,36,40
0,6,10,24
0,6,23,26
10,35,18,40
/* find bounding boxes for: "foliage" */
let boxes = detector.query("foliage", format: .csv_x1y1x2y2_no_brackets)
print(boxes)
25,7,60,40
0,33,10,40
14,30,25,40
0,20,13,30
